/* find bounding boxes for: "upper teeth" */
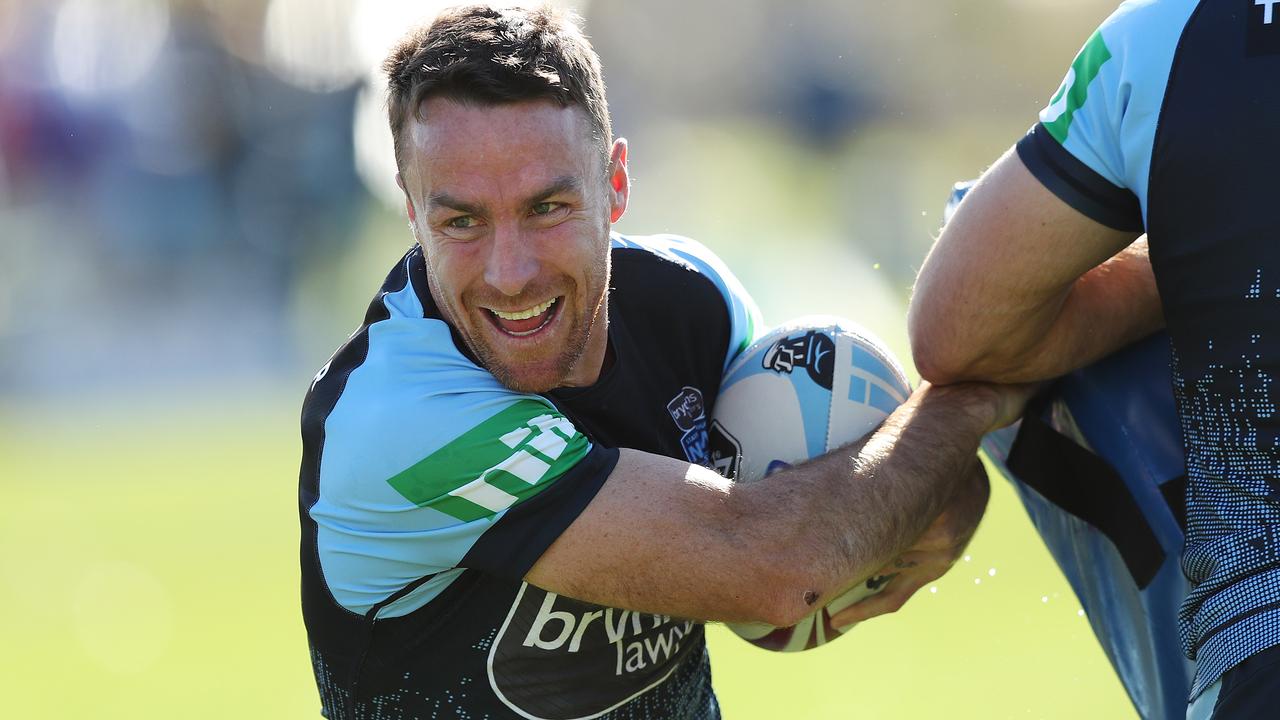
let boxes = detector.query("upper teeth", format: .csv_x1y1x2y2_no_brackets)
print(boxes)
492,298,556,321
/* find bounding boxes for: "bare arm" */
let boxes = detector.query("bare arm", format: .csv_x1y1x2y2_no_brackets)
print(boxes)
908,148,1162,385
526,380,1031,628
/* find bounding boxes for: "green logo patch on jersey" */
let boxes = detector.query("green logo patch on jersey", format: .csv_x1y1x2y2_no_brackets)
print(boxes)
1042,29,1112,144
387,399,590,522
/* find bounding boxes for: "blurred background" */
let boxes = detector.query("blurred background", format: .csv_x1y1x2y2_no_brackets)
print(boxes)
0,0,1139,717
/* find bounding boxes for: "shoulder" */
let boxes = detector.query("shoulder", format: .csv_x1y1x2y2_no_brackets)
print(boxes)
1093,0,1199,98
610,232,740,290
1041,0,1198,142
610,233,763,368
302,246,438,439
1023,0,1199,222
611,232,726,268
1096,0,1199,44
609,233,725,297
1049,0,1198,80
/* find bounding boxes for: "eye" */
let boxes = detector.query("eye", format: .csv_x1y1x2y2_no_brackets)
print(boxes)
447,215,480,229
531,202,561,216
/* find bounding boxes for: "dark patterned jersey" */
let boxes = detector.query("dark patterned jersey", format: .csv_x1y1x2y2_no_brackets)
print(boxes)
298,233,760,719
1015,0,1280,698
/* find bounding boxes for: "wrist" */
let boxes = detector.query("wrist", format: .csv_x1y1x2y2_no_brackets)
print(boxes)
916,381,1008,434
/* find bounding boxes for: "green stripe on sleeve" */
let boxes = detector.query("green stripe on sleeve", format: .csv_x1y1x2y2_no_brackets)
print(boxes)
386,399,591,521
1042,30,1112,144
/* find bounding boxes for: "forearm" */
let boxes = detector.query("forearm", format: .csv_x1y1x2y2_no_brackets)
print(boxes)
741,381,1005,613
1024,239,1163,379
922,239,1162,384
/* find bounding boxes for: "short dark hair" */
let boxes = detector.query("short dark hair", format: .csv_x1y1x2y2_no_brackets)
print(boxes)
383,4,611,173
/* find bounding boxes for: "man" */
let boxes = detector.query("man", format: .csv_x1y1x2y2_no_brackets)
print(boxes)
909,1,1280,717
299,5,1029,719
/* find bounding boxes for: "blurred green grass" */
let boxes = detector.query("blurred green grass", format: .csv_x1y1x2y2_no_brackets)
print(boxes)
0,393,1133,719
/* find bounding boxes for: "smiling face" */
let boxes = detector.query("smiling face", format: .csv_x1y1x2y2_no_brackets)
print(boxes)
399,98,629,393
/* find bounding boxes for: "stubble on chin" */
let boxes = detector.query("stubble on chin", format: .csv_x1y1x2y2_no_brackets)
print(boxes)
475,322,593,394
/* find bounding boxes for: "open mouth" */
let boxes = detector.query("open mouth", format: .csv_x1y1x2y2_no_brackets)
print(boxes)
486,297,561,337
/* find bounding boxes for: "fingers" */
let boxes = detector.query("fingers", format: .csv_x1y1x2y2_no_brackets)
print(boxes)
831,558,950,627
877,555,920,577
829,575,930,628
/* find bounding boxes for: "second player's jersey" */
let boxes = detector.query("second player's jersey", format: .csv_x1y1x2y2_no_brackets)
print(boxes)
299,233,760,719
1015,0,1280,698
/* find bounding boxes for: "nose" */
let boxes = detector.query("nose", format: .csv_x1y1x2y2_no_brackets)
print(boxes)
483,223,539,297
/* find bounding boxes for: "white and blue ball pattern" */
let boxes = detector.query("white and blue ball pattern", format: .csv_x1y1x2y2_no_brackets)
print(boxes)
708,316,912,651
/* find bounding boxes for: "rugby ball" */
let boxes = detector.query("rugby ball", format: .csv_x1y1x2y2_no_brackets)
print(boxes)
707,316,912,651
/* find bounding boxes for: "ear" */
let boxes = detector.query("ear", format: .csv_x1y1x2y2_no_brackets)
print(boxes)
395,172,417,224
606,138,630,224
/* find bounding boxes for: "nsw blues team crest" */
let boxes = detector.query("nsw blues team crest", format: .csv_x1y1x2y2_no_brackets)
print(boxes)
666,386,710,466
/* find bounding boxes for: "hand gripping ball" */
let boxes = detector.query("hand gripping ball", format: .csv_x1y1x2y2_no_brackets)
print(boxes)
707,316,912,651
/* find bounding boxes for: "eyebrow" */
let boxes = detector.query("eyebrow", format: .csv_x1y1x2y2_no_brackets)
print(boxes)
529,176,584,204
426,175,584,216
425,191,485,217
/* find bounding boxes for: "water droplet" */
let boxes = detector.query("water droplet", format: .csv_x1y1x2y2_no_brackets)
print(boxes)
1041,596,1048,603
974,578,981,585
1077,609,1085,617
963,555,972,563
929,586,938,594
872,263,881,270
987,568,997,577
